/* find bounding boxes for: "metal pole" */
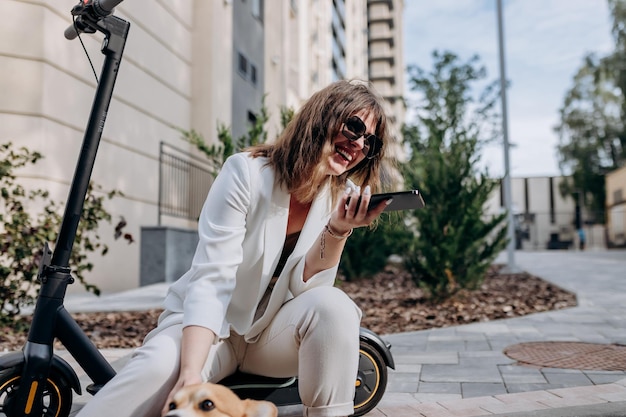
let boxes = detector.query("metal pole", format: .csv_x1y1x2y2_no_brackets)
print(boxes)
496,0,520,272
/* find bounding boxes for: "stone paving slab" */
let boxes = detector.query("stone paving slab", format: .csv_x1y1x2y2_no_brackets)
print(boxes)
372,379,626,417
369,250,626,416
478,401,626,417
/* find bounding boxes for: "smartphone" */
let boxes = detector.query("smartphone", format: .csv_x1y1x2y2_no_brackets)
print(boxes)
348,190,426,212
368,190,425,212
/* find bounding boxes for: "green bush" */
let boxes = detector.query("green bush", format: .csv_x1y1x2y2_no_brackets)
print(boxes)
339,212,414,281
0,142,131,324
401,51,508,301
181,99,271,174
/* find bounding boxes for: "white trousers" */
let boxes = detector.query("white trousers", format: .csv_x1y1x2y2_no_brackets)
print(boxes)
76,286,361,417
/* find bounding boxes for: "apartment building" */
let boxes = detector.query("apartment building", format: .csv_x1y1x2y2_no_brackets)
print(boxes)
263,0,370,140
1,0,405,292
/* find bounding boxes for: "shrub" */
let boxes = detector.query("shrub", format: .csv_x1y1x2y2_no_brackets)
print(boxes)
0,142,131,324
339,212,414,281
401,51,508,301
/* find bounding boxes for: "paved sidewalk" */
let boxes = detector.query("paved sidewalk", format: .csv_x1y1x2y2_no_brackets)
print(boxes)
8,249,626,416
373,249,626,416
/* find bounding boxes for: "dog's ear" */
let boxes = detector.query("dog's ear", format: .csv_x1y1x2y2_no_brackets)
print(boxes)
242,399,278,417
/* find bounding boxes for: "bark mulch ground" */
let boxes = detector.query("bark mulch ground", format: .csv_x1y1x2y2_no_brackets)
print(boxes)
0,264,577,351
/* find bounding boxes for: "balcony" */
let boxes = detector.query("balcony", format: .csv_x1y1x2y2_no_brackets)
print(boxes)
369,55,395,66
368,22,393,39
367,0,393,10
368,22,394,46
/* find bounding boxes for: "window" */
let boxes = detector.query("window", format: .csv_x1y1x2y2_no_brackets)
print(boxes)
549,177,555,224
237,52,257,87
250,64,257,86
248,110,257,125
238,52,248,78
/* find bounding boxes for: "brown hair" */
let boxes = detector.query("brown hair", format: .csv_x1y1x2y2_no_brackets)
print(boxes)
248,80,393,204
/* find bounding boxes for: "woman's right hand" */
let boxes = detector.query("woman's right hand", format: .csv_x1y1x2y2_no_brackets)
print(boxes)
161,325,216,415
161,370,203,415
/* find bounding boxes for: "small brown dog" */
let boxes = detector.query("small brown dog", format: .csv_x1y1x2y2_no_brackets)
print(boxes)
164,382,278,417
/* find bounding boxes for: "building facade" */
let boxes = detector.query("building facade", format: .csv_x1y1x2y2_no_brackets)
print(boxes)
606,166,626,247
1,0,405,292
486,176,606,251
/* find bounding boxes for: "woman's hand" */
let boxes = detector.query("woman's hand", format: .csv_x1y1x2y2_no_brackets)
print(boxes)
161,325,216,416
329,184,390,234
303,183,391,281
161,371,203,415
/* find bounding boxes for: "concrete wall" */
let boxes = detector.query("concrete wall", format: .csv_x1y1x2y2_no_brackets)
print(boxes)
490,176,579,250
140,227,198,286
606,166,626,247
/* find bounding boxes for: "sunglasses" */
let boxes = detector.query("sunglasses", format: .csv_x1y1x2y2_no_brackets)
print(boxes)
341,116,383,160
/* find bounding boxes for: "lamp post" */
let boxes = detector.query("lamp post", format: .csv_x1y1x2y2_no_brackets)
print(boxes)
496,0,520,272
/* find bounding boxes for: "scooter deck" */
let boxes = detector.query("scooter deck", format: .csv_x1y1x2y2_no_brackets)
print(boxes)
219,371,301,405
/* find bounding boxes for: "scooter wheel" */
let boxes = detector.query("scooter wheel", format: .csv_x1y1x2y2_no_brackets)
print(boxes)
0,364,73,417
353,340,387,416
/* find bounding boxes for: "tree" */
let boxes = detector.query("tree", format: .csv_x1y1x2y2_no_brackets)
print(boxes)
608,0,626,130
401,51,508,301
555,54,623,221
555,0,626,222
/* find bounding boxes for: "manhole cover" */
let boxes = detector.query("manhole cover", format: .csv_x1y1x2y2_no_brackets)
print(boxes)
504,342,626,371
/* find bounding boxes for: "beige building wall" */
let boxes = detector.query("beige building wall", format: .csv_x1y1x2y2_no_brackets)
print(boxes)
264,0,304,141
345,0,369,80
191,1,233,146
310,3,333,89
606,165,626,247
0,0,225,292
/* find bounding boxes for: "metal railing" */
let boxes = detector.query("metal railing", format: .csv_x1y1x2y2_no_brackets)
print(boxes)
158,142,214,225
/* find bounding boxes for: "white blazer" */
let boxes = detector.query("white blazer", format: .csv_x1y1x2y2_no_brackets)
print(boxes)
162,152,339,342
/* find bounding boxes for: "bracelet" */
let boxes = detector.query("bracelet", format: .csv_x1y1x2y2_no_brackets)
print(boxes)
320,221,353,259
325,221,353,239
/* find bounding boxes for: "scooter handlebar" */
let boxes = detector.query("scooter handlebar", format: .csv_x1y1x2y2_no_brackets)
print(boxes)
64,0,125,40
92,0,123,16
64,25,80,41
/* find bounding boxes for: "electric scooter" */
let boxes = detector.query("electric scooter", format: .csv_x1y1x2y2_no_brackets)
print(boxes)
0,2,394,416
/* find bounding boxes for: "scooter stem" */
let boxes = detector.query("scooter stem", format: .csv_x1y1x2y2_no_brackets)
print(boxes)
14,14,130,416
53,15,130,268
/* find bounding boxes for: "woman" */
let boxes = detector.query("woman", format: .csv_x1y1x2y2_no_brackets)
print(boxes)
77,80,395,417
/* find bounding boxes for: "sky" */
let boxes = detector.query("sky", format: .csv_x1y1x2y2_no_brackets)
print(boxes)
402,0,614,178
